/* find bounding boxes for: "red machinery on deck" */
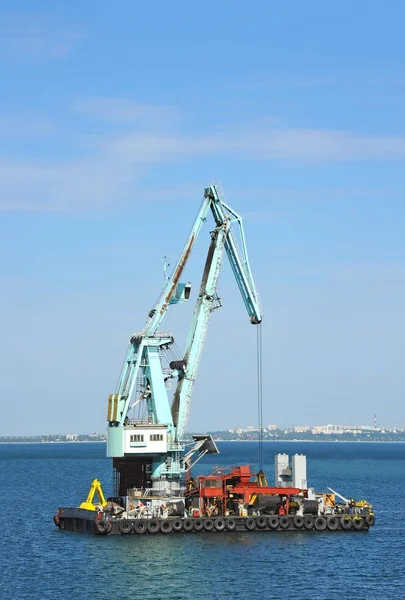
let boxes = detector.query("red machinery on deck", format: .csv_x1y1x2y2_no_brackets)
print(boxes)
186,465,309,518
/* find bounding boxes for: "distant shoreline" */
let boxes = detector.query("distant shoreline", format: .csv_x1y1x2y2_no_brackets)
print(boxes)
1,439,405,445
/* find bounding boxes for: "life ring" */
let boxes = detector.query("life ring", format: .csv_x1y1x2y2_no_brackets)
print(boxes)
327,516,339,531
183,518,194,532
304,516,314,530
214,518,226,531
172,518,183,532
193,518,204,532
293,515,304,529
314,517,327,531
245,517,256,531
353,518,364,531
147,519,160,534
279,516,291,529
118,519,132,534
268,515,279,529
340,517,352,530
203,519,214,532
95,519,112,535
225,518,236,531
160,519,173,534
133,520,147,534
255,516,268,529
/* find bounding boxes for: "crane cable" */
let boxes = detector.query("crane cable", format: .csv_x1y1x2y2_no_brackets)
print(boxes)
257,323,263,472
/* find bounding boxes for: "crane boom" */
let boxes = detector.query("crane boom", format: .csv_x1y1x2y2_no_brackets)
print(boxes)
172,185,262,439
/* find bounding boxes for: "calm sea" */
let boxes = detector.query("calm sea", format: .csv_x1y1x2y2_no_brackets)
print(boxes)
1,441,404,600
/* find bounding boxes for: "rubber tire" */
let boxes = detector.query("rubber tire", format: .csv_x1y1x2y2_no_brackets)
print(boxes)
172,518,183,532
293,515,304,529
214,518,226,531
193,518,204,532
256,516,268,529
183,518,194,532
268,516,279,530
225,518,236,531
279,516,290,529
118,519,132,534
314,517,327,531
327,517,339,531
304,516,314,530
203,519,214,532
245,517,256,531
365,514,375,526
160,519,173,534
133,520,147,534
147,519,160,534
353,518,364,531
95,519,112,535
340,517,352,530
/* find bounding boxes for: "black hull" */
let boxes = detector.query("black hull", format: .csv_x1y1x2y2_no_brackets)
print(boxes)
55,509,373,535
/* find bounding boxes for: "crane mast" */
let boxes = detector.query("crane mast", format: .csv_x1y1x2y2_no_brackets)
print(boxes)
107,184,261,500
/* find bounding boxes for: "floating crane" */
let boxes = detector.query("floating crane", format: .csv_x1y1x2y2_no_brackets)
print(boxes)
106,183,262,501
54,184,375,536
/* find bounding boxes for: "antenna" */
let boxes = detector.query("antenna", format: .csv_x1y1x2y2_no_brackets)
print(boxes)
162,255,171,282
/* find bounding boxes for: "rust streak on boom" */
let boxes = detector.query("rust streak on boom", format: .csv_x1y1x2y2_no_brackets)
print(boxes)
160,233,195,315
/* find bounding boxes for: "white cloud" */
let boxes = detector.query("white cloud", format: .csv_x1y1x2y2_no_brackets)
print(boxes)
0,112,55,137
0,13,85,62
2,98,405,212
71,97,180,127
240,128,405,161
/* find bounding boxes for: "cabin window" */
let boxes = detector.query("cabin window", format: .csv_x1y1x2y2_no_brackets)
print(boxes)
203,479,222,488
149,434,164,441
130,434,144,442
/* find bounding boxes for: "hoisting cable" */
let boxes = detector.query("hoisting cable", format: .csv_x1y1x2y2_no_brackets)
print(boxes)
257,322,263,473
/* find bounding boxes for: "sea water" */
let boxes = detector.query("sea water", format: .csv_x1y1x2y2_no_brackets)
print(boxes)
1,441,404,600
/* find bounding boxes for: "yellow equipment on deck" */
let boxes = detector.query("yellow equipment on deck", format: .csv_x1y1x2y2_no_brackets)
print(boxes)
79,479,107,511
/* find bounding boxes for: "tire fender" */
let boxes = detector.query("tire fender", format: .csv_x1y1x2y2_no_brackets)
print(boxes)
268,516,279,529
225,518,236,531
133,520,147,534
147,519,160,534
293,515,304,529
327,517,339,531
193,518,204,532
160,519,173,534
279,516,291,529
214,518,226,531
314,517,327,531
118,519,132,534
203,519,214,532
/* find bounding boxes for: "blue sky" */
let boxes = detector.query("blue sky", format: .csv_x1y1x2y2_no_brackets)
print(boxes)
1,1,404,435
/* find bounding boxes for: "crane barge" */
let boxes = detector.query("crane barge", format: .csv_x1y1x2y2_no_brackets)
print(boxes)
54,184,375,535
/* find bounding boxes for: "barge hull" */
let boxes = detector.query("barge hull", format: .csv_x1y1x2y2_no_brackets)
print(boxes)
55,509,373,535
